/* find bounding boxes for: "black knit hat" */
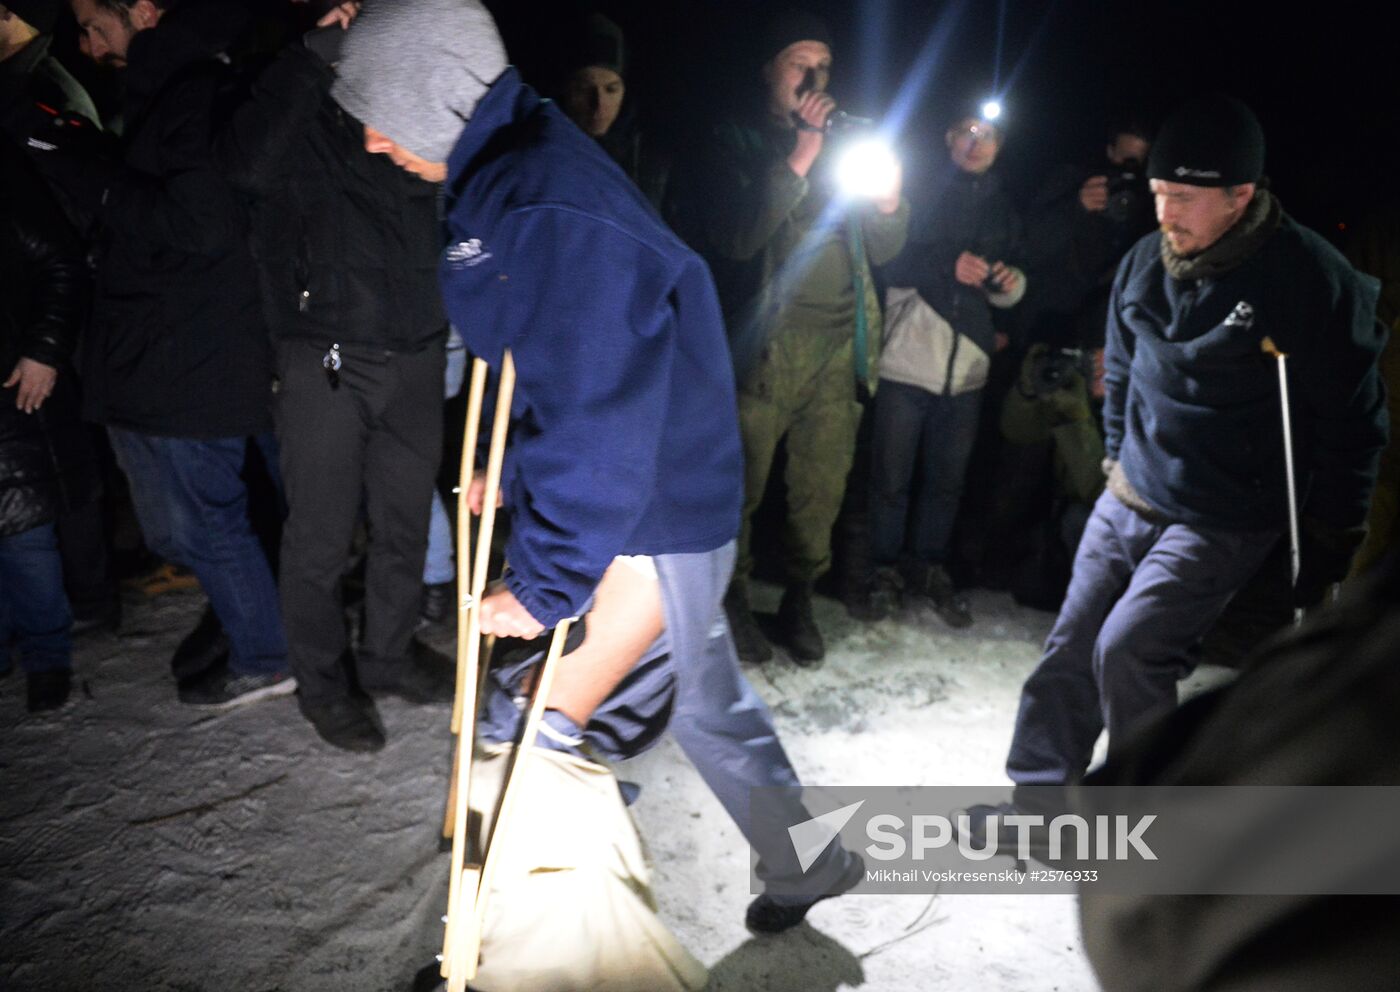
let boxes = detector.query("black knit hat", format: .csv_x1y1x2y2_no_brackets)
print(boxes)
4,0,59,33
1147,95,1265,187
760,8,832,62
564,12,626,79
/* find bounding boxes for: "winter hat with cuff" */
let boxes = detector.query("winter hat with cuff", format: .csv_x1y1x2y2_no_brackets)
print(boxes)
4,0,59,33
330,0,508,165
1147,95,1265,187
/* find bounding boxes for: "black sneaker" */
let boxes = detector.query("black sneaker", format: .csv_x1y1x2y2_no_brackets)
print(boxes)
356,642,454,705
777,584,824,666
299,693,385,752
27,670,73,713
725,583,773,664
419,581,453,626
178,668,297,709
745,851,865,934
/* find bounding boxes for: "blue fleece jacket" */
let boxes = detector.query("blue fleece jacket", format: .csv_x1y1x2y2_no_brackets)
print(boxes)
1105,215,1388,533
439,68,743,627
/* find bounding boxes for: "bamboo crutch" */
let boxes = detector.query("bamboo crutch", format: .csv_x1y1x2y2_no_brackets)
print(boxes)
440,353,512,975
438,350,576,988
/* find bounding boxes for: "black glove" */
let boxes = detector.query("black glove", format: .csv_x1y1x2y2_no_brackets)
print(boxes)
1293,517,1365,609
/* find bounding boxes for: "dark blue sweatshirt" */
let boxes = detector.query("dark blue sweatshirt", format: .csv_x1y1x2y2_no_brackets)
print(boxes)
1105,215,1388,533
439,69,743,626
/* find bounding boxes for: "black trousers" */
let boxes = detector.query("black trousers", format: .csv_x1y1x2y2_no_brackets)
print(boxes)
274,339,444,703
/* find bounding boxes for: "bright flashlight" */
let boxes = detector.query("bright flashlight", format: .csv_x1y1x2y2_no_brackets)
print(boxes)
981,100,1003,122
835,137,900,201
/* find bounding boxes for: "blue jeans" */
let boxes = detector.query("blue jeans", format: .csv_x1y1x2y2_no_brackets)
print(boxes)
422,327,467,586
109,428,288,677
869,380,982,567
0,522,72,674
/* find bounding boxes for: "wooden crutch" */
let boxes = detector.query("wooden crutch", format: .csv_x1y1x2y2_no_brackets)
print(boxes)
443,614,574,992
440,352,512,974
437,349,577,988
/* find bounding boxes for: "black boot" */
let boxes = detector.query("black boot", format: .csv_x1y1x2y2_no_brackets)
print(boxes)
419,581,453,626
908,563,973,629
298,692,385,752
777,584,824,665
844,566,901,622
724,582,772,664
27,670,72,713
356,640,455,705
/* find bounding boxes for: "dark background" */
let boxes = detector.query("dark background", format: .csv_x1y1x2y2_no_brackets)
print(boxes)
49,0,1399,240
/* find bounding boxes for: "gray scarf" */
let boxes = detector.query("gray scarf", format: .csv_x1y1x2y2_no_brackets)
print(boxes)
1160,188,1282,281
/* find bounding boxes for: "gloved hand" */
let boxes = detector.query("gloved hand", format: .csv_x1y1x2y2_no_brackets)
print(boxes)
1293,517,1365,609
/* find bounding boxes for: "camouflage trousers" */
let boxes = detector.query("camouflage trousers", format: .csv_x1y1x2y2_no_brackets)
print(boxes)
734,332,861,587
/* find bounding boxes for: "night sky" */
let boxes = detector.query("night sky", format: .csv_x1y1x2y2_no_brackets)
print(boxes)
491,0,1397,241
47,0,1398,240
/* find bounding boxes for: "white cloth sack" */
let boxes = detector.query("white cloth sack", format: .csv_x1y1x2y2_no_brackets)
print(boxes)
467,743,708,992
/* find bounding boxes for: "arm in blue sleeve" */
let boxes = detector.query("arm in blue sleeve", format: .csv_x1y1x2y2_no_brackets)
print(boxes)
495,208,675,627
1101,253,1137,461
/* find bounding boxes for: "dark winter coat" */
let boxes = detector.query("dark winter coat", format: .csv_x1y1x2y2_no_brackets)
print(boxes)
881,164,1024,359
1105,211,1388,534
0,143,93,538
44,3,272,439
218,45,445,352
1079,552,1400,992
439,68,744,627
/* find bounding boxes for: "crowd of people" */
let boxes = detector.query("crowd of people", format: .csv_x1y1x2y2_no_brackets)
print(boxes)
1,0,1393,731
2,0,1396,984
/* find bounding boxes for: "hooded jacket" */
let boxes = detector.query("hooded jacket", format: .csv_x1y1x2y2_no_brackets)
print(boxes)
438,69,744,627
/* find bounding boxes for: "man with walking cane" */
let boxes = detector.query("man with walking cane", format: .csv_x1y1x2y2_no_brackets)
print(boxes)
330,0,863,950
968,95,1388,834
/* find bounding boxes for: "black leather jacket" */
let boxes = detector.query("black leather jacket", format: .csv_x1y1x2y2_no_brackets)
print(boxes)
0,143,93,538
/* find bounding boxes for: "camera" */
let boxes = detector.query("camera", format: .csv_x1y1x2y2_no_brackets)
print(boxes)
1029,347,1085,396
982,264,1007,294
1102,162,1148,226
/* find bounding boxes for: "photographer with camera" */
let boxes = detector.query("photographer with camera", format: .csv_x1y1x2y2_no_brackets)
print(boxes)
1018,121,1154,350
863,101,1025,626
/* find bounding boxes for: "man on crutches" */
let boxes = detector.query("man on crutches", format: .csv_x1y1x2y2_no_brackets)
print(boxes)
330,0,863,964
967,95,1388,837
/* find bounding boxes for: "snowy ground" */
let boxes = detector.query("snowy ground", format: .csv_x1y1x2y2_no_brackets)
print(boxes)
0,581,1118,992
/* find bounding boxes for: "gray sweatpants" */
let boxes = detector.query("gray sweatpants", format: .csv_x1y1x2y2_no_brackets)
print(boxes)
482,540,854,899
1006,490,1278,785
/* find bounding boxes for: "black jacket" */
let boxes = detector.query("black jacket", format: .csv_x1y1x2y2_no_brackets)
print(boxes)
0,143,93,538
35,2,272,439
219,45,445,352
881,164,1023,359
1106,212,1388,534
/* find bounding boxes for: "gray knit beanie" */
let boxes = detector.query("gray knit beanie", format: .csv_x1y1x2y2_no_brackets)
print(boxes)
330,0,508,164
